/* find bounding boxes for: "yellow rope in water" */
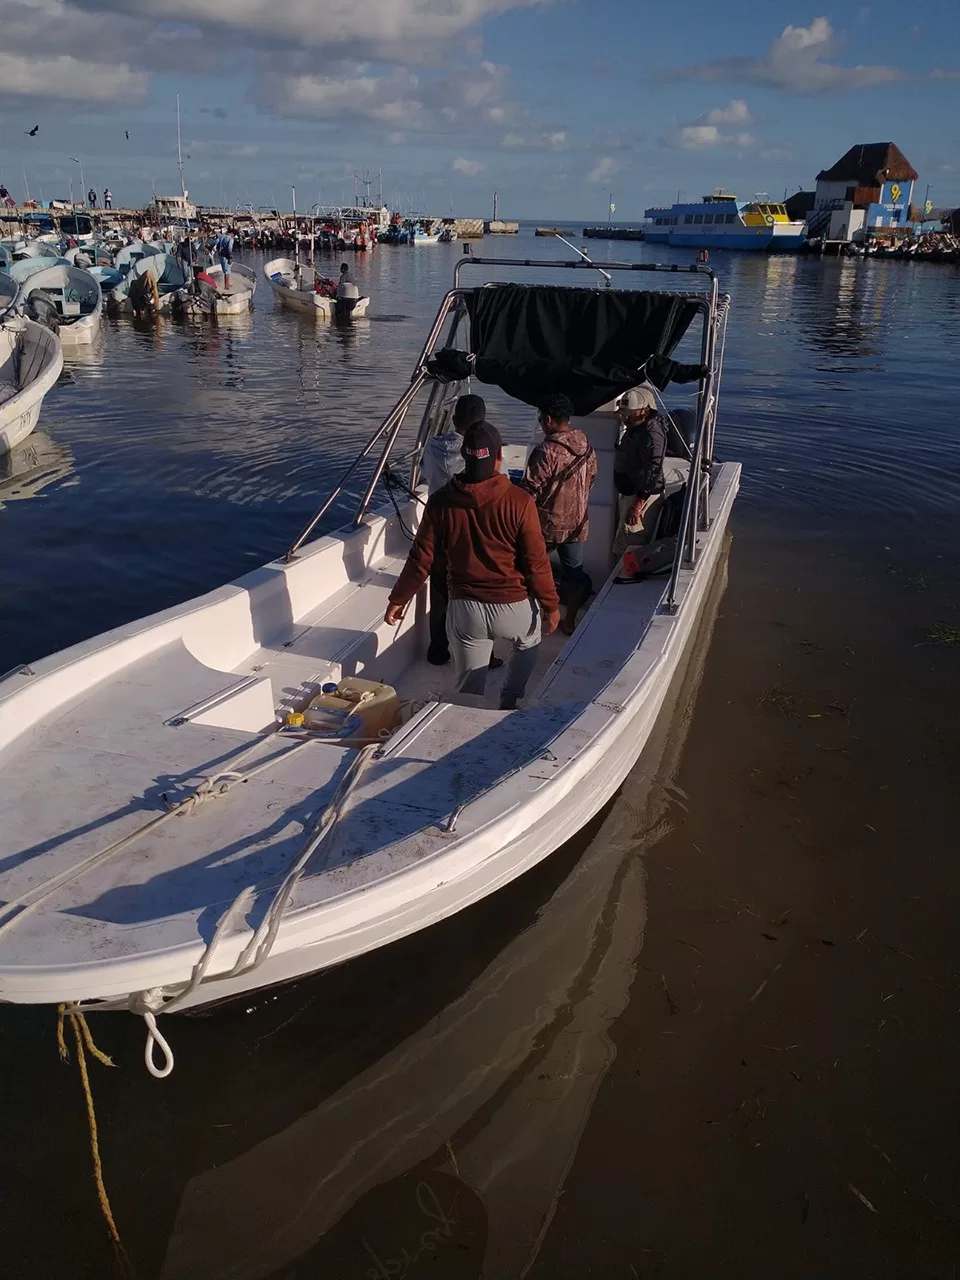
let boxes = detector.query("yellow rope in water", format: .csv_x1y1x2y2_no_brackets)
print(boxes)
56,1004,133,1277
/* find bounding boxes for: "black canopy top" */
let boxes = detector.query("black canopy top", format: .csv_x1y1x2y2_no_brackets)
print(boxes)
434,284,703,415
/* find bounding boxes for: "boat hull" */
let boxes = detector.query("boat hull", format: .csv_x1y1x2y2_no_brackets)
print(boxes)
264,259,370,318
0,318,64,456
56,302,102,345
668,230,805,252
0,461,738,1010
177,264,257,316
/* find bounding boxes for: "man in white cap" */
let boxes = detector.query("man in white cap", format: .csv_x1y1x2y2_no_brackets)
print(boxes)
613,385,668,556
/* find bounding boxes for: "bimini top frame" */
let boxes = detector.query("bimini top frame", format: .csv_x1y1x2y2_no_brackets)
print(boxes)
285,256,727,614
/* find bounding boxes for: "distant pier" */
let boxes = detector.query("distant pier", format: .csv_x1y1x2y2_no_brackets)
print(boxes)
582,226,645,241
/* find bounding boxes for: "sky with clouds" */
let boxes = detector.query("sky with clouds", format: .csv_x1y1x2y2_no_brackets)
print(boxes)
0,0,957,218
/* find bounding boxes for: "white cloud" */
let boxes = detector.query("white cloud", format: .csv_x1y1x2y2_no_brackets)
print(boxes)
760,145,795,162
665,100,755,149
0,49,146,101
252,57,515,133
254,68,424,123
501,128,566,151
703,98,752,126
586,155,620,184
670,124,754,150
658,16,903,93
453,156,485,176
86,0,558,50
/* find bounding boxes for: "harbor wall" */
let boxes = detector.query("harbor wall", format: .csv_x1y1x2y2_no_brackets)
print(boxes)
485,220,519,234
582,226,645,241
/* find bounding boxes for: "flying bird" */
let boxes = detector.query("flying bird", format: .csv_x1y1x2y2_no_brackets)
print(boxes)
125,130,130,140
26,125,39,137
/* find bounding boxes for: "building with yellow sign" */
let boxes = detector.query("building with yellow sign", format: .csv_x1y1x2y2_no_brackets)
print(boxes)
805,142,918,243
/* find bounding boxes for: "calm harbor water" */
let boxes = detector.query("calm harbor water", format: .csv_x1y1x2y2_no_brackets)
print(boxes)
1,227,959,1278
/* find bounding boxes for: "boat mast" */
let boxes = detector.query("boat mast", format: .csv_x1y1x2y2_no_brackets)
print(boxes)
292,185,300,286
176,94,186,199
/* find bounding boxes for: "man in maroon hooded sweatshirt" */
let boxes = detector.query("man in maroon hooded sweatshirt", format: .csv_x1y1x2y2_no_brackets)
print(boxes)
385,421,560,709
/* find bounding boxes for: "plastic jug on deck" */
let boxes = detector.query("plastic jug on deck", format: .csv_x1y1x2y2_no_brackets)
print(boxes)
303,677,401,746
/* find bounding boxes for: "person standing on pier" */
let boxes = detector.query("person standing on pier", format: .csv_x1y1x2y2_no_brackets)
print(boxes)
103,189,112,210
87,187,97,208
0,184,15,208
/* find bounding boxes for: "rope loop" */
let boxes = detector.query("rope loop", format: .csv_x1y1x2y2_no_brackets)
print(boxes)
142,1011,175,1079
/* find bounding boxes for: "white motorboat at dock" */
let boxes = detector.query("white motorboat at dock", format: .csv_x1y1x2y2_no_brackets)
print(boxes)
0,273,64,455
263,256,370,319
176,263,257,317
16,263,103,346
0,254,738,1078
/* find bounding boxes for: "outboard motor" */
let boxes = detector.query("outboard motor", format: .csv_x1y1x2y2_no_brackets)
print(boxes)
334,280,361,319
26,290,60,332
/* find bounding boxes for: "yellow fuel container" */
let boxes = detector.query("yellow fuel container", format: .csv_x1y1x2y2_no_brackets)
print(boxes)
304,677,401,746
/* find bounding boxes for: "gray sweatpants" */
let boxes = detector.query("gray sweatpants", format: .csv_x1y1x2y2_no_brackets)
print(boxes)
446,596,542,709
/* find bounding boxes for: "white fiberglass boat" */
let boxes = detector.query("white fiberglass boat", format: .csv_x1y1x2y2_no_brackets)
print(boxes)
0,255,738,1077
264,257,370,319
18,263,103,346
0,273,64,455
176,263,257,317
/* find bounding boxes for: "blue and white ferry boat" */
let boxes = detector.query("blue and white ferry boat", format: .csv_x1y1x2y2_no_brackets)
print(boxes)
644,191,805,252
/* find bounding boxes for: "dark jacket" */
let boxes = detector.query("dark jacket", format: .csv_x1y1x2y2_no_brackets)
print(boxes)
389,473,559,611
614,412,668,499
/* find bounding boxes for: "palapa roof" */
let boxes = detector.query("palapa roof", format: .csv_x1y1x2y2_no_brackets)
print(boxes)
816,142,918,186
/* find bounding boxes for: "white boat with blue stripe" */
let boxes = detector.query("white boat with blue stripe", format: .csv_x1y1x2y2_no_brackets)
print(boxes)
645,191,805,252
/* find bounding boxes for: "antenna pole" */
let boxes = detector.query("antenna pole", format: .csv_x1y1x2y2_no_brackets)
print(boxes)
548,230,612,285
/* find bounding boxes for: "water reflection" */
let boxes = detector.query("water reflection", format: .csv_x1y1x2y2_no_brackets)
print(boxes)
59,329,109,372
157,548,728,1280
0,431,74,509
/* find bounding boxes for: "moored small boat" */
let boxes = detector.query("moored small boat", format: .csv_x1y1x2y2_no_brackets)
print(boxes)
0,276,65,455
7,256,71,285
112,253,189,316
0,252,737,1080
114,239,165,278
263,257,370,319
18,263,103,346
175,263,257,317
